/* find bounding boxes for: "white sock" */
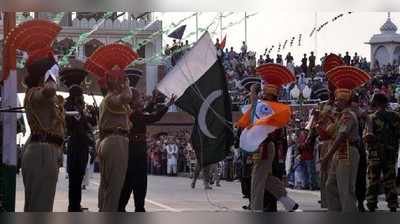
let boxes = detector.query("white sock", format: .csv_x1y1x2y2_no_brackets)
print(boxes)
278,196,297,211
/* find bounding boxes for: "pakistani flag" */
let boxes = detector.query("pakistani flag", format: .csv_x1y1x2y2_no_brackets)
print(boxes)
157,32,233,167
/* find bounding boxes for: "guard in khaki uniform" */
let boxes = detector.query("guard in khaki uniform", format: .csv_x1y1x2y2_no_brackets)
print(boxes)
243,64,298,212
4,20,64,211
84,43,139,212
316,53,343,209
315,101,337,208
320,66,371,212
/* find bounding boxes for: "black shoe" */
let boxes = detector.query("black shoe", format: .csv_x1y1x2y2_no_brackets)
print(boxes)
291,203,299,212
242,205,250,210
191,182,195,189
358,202,366,212
368,207,376,212
390,207,397,212
135,208,146,212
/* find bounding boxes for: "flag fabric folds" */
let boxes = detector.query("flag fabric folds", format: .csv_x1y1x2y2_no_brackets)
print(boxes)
168,25,187,40
237,100,291,153
219,35,227,49
157,32,233,167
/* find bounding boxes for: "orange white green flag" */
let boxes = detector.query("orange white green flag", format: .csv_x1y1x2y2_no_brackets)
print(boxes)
237,100,292,153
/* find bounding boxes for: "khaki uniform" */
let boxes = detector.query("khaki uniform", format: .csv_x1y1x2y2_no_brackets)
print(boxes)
315,103,336,208
22,88,65,212
326,108,360,212
250,142,287,211
97,94,131,212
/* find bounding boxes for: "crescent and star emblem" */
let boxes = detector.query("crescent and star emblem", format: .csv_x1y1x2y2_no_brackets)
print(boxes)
197,90,223,139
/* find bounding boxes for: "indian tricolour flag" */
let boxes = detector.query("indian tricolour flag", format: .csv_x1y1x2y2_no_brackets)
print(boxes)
237,100,292,153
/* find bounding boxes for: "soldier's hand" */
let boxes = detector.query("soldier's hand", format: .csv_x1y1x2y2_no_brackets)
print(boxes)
167,95,177,107
364,134,376,144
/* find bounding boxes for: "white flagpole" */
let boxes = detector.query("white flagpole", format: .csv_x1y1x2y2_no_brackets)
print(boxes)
220,12,223,40
196,12,199,41
314,12,318,58
244,12,248,44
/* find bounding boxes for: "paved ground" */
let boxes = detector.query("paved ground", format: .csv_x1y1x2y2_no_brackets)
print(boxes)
15,168,397,212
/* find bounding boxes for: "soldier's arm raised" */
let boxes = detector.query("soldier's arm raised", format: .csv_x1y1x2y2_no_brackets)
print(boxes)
30,82,57,102
116,78,133,104
320,111,353,163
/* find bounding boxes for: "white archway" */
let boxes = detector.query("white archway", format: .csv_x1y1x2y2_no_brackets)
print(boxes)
394,46,400,65
374,45,390,66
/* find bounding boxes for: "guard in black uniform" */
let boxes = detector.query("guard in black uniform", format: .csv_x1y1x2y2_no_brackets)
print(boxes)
118,69,175,212
61,63,96,212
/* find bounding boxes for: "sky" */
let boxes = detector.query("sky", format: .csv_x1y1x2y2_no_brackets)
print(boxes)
155,12,400,65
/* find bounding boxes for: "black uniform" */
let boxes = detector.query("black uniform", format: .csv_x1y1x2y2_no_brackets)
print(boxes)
65,97,96,212
118,103,168,212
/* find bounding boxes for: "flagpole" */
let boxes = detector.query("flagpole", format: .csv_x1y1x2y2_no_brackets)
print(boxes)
220,12,223,40
196,12,199,41
314,12,318,58
244,12,248,44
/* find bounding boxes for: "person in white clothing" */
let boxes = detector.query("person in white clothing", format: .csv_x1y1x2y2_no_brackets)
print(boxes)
166,140,179,176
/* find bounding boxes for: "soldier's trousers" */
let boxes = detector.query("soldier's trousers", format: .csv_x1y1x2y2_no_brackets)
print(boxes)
68,172,85,212
326,147,359,212
98,135,129,212
250,143,288,211
119,142,148,212
366,150,398,209
22,142,60,212
318,141,331,208
355,146,367,205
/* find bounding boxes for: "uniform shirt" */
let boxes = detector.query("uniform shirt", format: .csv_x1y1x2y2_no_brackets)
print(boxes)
129,105,168,143
366,110,400,153
24,87,65,138
335,108,360,160
98,93,131,135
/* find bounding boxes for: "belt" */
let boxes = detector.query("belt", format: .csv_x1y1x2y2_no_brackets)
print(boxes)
30,134,64,147
100,128,129,139
129,133,146,142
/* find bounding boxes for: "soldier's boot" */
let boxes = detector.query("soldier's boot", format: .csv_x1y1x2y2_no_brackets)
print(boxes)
367,204,377,212
358,201,366,212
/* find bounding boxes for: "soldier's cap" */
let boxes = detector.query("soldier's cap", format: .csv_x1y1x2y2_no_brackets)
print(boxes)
84,43,139,89
322,53,345,74
326,66,371,102
60,62,88,97
256,63,295,96
125,68,143,87
3,20,61,85
60,59,88,89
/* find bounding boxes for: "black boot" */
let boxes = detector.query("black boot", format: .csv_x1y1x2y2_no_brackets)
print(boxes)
358,201,366,212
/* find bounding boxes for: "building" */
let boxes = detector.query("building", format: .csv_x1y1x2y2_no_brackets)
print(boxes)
0,12,162,95
367,12,400,71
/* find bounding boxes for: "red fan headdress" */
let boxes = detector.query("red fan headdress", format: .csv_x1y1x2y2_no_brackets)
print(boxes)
326,66,371,101
322,53,345,74
256,63,295,96
84,43,139,89
3,20,61,81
